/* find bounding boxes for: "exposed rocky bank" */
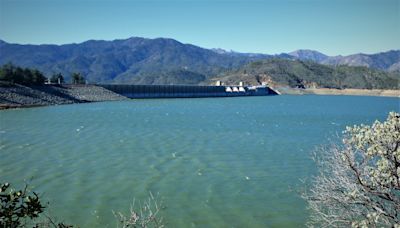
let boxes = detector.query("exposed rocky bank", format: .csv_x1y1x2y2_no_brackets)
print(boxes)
0,84,127,109
275,87,400,97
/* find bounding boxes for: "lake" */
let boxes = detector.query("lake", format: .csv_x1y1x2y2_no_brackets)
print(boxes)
0,95,398,227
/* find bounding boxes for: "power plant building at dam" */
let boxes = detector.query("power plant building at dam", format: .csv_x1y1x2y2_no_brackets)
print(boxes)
99,84,279,99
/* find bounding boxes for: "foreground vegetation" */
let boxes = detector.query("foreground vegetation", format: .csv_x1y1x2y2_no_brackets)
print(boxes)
304,112,400,227
0,182,71,227
0,182,164,227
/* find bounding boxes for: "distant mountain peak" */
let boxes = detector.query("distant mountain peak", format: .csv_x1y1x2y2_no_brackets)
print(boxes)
288,49,329,62
212,48,270,58
211,48,233,54
321,50,400,71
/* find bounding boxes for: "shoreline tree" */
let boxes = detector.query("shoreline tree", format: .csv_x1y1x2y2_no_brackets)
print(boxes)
0,63,46,85
303,112,400,227
71,73,85,84
50,73,64,84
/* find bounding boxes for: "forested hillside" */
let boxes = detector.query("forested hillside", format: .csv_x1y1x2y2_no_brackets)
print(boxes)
210,59,399,89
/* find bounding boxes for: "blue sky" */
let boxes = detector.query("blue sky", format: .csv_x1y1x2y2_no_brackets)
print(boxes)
0,0,398,55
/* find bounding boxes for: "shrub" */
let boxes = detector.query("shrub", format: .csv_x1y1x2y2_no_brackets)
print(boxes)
0,182,45,227
0,182,74,228
113,192,164,228
303,112,400,227
1,182,164,228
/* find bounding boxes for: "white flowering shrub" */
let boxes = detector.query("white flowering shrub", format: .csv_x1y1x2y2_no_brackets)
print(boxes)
304,112,400,227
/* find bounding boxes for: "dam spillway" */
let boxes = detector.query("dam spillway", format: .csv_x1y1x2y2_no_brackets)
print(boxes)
99,84,278,99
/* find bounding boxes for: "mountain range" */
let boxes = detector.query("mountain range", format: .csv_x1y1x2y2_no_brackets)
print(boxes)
287,49,400,72
0,37,261,84
0,37,399,87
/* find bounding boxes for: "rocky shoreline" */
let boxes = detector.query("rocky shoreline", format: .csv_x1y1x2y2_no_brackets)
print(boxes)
275,87,400,97
0,84,127,109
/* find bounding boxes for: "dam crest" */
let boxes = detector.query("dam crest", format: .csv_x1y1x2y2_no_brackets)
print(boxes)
99,84,279,99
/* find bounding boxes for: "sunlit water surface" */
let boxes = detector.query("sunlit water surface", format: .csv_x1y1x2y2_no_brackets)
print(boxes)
1,95,398,227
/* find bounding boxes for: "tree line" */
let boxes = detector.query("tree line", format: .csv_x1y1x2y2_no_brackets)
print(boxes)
0,63,86,85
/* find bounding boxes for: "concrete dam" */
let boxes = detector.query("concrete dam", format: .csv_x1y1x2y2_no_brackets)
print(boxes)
99,84,278,98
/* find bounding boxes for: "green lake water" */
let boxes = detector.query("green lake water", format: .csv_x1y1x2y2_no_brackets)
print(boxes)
0,95,399,227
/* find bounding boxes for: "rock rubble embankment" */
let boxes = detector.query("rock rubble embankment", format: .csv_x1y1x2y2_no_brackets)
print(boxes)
0,84,127,109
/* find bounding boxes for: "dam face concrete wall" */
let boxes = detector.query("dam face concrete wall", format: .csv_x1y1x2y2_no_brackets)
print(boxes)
99,84,278,98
